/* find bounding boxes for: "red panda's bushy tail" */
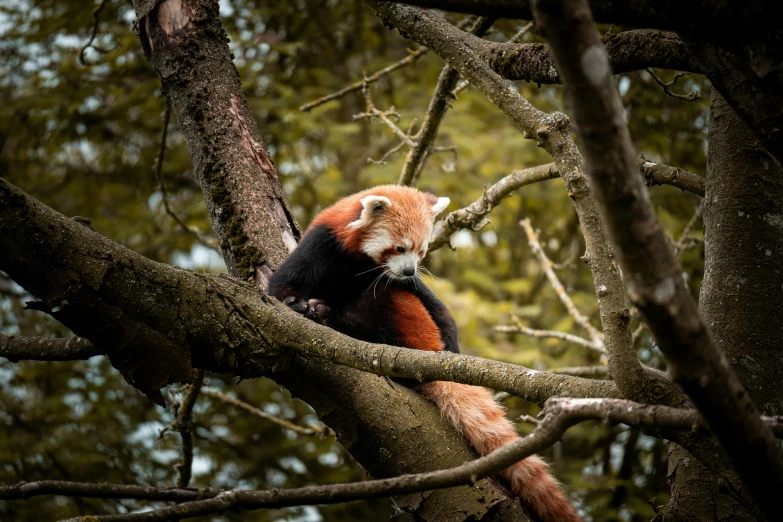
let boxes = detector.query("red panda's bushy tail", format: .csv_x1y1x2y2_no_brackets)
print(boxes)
419,381,581,522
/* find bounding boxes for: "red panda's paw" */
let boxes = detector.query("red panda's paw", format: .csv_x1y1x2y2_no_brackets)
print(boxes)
282,296,331,324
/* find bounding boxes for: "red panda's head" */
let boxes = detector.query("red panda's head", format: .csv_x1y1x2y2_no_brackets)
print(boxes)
310,185,450,280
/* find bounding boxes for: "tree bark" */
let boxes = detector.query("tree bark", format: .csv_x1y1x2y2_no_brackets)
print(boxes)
663,89,783,522
531,1,783,519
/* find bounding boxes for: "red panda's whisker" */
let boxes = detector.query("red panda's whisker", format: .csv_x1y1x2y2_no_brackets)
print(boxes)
417,266,450,287
372,269,391,298
355,265,386,277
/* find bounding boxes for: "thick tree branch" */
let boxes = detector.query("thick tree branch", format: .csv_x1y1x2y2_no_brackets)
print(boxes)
481,30,700,84
639,159,705,196
0,333,100,361
394,0,783,52
531,0,783,518
684,39,783,169
0,178,614,407
8,398,783,521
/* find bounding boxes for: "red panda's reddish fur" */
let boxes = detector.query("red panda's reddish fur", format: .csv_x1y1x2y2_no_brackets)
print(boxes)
310,185,436,255
390,289,445,352
272,185,581,521
420,381,581,522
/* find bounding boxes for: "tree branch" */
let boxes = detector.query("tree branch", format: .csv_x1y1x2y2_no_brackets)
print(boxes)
300,47,429,112
430,163,559,250
135,0,301,289
520,219,604,346
639,159,705,196
531,0,783,517
480,30,700,84
429,160,703,251
201,388,330,437
0,333,100,362
172,370,205,488
398,16,495,185
8,398,782,521
0,178,616,405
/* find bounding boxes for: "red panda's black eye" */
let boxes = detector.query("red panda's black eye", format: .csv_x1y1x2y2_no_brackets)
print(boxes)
396,246,406,253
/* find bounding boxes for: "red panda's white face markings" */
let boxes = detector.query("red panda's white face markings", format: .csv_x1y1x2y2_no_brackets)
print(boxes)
344,187,449,280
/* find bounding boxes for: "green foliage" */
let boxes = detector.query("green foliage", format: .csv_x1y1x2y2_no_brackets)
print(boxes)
0,2,708,520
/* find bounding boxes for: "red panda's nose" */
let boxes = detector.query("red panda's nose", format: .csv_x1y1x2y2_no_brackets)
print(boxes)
403,267,415,277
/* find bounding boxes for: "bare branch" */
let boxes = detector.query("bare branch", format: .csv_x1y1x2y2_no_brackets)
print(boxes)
0,333,100,362
430,163,559,250
646,69,701,101
640,158,705,196
531,0,783,516
520,219,604,347
201,389,331,437
673,202,704,258
430,160,703,252
172,370,205,488
398,16,495,186
497,314,605,354
79,0,110,66
354,87,417,146
300,47,429,112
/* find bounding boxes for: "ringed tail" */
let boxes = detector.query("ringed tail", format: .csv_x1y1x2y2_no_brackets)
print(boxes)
419,381,582,522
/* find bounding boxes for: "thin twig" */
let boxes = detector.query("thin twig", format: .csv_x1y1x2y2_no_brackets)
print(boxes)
646,69,700,101
201,389,331,437
79,0,110,66
153,106,219,252
354,86,417,147
508,21,535,43
300,48,429,112
673,202,704,258
520,218,605,347
497,315,605,354
398,16,496,186
173,370,205,488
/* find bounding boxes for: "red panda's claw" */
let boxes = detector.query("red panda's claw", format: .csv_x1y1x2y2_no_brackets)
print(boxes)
283,296,330,324
282,295,308,314
305,299,331,323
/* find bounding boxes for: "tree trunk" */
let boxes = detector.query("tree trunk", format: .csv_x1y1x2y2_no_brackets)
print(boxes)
664,90,783,521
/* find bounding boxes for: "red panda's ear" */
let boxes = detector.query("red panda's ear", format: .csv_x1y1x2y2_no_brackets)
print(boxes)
347,195,392,228
431,196,450,216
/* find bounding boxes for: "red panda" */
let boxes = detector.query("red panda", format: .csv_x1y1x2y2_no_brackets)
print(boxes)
269,185,581,522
